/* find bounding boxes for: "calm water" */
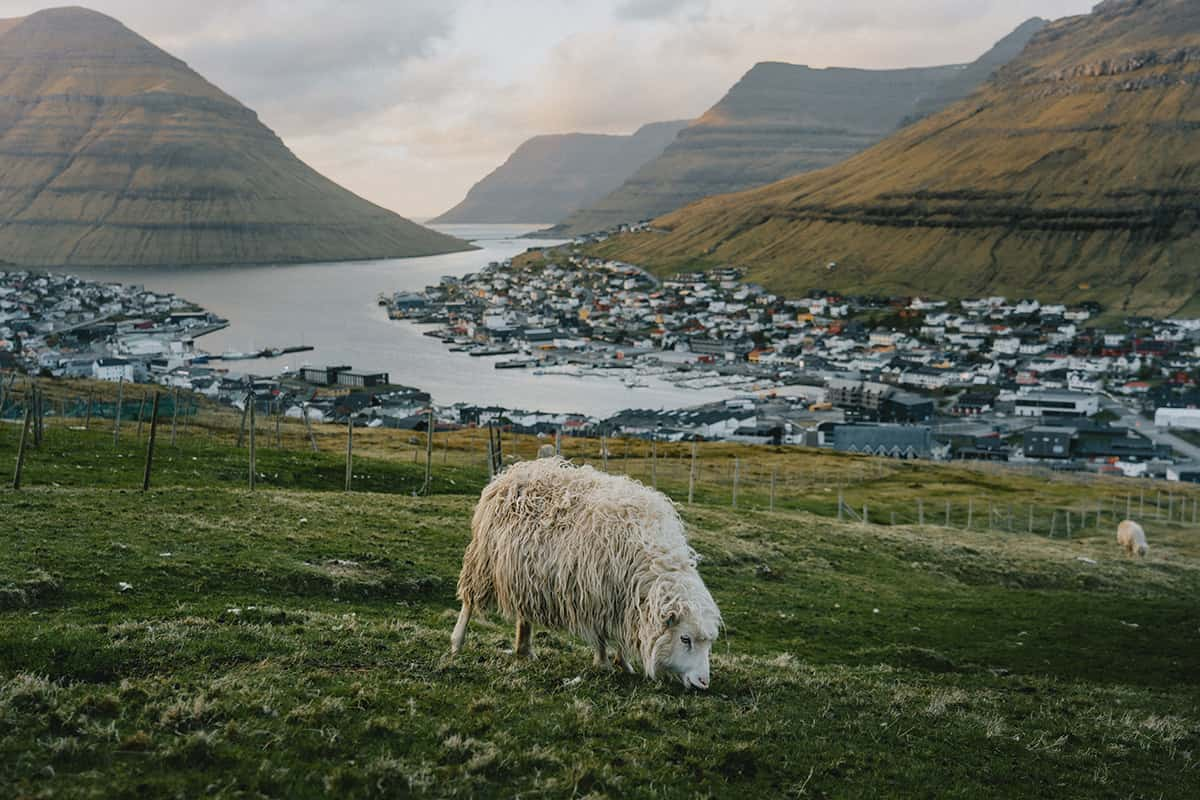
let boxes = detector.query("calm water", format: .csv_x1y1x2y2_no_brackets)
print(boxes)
68,224,734,416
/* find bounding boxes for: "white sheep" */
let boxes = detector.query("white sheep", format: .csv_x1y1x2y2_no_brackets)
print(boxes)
450,457,722,689
1117,519,1148,557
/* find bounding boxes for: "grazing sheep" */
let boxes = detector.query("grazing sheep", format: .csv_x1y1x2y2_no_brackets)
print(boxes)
450,458,722,689
1117,520,1149,557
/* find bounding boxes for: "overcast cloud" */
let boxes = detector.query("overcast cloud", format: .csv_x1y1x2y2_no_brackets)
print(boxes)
0,0,1096,219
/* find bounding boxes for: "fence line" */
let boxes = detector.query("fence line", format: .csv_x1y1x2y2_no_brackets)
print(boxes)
4,372,1200,542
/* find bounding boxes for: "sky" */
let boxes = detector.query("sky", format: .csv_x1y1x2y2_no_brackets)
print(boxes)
0,0,1098,220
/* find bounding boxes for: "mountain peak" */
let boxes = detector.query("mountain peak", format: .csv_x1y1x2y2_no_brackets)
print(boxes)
0,6,470,266
593,0,1200,315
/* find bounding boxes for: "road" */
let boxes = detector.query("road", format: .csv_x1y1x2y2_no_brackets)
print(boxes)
1104,399,1200,464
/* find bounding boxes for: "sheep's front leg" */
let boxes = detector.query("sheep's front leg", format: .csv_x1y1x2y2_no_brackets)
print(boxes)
593,640,608,668
450,601,472,655
515,617,534,657
613,650,635,674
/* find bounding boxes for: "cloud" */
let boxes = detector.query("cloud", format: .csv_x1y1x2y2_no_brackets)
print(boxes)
615,0,707,21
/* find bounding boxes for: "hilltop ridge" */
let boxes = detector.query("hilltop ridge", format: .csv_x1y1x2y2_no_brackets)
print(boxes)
593,0,1200,315
547,19,1045,237
432,121,689,225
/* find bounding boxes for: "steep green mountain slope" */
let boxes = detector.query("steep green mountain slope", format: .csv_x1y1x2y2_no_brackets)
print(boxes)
549,20,1044,238
0,7,470,267
595,0,1200,316
431,121,689,224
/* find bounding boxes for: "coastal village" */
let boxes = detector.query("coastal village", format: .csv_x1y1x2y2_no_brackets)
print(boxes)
9,260,1200,483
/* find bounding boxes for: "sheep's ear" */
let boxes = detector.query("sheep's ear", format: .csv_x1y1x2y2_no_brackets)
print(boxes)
665,614,677,629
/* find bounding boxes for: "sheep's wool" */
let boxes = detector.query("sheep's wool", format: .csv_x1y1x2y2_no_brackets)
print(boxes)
456,458,721,675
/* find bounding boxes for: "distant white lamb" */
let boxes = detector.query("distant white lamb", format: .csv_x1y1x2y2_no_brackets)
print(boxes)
450,457,722,689
1117,520,1149,557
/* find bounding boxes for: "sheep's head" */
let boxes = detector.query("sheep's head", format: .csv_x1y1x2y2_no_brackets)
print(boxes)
653,611,718,690
642,573,722,690
1138,543,1149,557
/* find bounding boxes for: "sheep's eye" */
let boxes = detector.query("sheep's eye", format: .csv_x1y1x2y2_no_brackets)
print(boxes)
680,635,692,649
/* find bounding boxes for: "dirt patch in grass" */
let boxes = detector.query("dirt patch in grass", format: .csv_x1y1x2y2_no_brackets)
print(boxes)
0,568,62,610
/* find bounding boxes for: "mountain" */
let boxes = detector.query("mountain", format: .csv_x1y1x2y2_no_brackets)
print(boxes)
431,121,689,225
546,20,1045,238
0,6,470,268
592,0,1200,316
904,17,1049,125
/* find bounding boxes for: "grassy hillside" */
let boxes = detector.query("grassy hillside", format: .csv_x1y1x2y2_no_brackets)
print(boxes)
593,0,1200,316
2,399,1199,797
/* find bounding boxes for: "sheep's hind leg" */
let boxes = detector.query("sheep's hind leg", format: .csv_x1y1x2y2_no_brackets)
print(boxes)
450,601,472,655
593,640,608,668
515,617,534,657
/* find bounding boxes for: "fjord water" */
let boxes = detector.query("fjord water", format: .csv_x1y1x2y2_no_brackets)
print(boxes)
69,224,735,416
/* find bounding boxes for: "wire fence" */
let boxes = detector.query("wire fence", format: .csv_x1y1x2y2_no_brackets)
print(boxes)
4,371,1200,541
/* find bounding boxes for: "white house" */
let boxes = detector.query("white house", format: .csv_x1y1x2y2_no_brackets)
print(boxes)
92,357,134,383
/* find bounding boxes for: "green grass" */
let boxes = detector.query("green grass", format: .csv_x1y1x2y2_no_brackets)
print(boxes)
2,424,1199,797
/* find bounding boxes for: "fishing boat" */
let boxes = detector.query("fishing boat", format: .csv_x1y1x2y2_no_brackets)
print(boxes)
495,358,537,370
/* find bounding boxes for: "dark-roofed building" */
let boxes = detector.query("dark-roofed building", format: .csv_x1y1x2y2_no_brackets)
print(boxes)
881,392,934,424
301,365,351,386
832,424,932,459
1024,426,1074,459
336,370,389,389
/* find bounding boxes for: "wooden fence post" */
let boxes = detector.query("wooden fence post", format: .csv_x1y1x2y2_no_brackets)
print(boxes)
732,458,739,509
651,439,658,489
688,441,697,505
945,501,950,527
601,433,608,472
84,390,93,431
136,392,146,440
770,468,776,513
113,376,124,446
1028,505,1034,534
11,405,32,490
170,388,180,447
302,404,319,452
345,415,354,492
555,429,562,457
838,490,844,521
248,393,257,491
918,498,924,526
32,384,43,447
236,397,250,448
142,393,161,492
422,409,434,495
967,499,974,530
274,398,282,448
1066,510,1072,538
